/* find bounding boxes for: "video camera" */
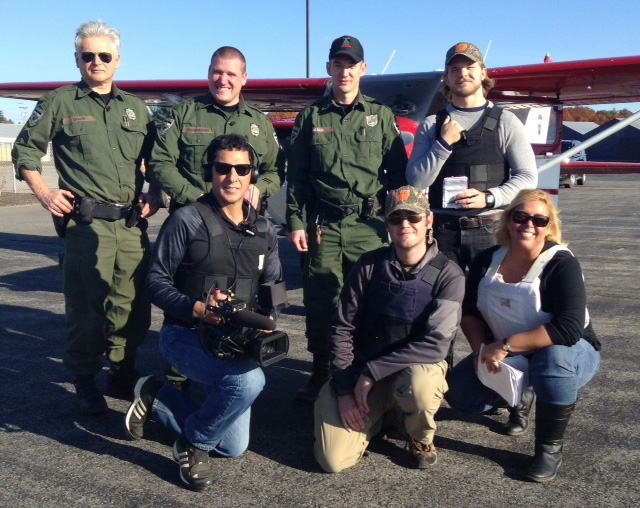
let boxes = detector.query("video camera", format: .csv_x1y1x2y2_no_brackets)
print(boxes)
199,285,289,367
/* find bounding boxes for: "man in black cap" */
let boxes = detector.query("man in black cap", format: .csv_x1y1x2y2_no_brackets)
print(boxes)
287,36,408,401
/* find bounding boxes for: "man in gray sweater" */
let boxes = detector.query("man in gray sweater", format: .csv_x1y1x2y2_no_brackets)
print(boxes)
406,42,537,271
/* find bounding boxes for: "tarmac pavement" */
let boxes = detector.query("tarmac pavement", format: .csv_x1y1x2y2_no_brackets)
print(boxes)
1,175,639,507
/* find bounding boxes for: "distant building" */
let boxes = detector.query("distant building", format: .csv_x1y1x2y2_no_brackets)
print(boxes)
583,119,640,162
0,123,53,163
562,121,599,141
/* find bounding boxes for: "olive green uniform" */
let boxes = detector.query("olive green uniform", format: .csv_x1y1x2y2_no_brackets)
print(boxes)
286,92,408,354
148,93,285,209
12,81,154,376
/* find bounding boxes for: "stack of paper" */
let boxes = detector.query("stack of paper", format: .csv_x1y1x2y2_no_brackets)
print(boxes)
476,344,529,407
442,176,468,209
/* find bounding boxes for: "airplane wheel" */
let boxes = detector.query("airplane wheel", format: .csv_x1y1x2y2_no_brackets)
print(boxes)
566,174,576,188
577,174,587,185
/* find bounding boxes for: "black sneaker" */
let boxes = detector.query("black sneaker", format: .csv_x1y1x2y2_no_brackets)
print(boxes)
74,376,108,415
172,434,215,492
124,375,163,440
408,437,438,469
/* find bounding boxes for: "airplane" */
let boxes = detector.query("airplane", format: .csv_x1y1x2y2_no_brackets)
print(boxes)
2,54,640,225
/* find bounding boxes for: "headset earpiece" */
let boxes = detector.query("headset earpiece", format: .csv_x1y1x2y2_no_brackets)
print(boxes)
247,142,260,184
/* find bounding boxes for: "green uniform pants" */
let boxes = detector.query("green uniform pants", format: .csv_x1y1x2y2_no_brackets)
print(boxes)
303,213,387,354
314,361,448,473
62,218,151,377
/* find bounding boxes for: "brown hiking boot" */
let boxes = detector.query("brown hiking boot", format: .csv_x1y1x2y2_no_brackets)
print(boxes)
408,438,437,469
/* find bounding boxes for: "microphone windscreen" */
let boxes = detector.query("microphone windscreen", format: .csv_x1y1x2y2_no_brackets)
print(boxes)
229,309,276,330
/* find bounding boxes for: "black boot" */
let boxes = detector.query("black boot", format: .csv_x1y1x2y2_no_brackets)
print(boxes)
504,386,535,436
74,375,108,415
522,400,575,483
296,353,330,402
106,358,139,400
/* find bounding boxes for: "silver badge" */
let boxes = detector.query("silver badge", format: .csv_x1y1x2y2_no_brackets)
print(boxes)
366,114,378,127
250,123,260,136
125,109,136,121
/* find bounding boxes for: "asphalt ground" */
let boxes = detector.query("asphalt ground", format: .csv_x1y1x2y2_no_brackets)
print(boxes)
1,175,639,508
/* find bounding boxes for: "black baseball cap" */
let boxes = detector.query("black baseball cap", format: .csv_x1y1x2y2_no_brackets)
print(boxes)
329,36,364,62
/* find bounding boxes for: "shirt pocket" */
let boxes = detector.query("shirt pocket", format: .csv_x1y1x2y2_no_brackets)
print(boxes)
355,125,383,167
180,131,216,177
120,124,147,162
62,120,98,161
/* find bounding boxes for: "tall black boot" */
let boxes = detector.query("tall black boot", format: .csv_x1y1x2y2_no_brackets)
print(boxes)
522,399,575,483
296,353,330,402
504,386,535,436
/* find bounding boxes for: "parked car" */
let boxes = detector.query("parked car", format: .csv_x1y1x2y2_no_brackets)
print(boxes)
560,140,587,188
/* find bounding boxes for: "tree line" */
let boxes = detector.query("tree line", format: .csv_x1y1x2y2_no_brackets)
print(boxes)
563,107,633,124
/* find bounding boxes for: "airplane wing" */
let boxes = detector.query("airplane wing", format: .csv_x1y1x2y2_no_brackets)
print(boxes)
488,56,640,106
2,55,640,108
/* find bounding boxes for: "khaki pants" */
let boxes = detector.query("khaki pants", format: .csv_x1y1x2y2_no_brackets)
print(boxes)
314,361,448,473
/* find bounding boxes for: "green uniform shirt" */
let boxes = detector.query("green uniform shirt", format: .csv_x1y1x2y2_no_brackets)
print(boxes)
12,81,153,204
286,92,408,232
148,93,285,205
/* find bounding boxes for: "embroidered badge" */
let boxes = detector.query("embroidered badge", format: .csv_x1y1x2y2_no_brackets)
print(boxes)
159,118,175,135
366,114,378,127
27,104,45,128
250,123,260,136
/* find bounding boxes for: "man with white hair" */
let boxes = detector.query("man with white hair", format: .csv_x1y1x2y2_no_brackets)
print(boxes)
12,20,159,414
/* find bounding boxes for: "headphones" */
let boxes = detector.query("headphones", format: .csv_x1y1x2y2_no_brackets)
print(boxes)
203,139,260,184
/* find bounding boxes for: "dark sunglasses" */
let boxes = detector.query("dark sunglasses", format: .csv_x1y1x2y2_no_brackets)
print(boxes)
80,52,113,64
511,210,550,227
386,213,424,226
212,161,254,176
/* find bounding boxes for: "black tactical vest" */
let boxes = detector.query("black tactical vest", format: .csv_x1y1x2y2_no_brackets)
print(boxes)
429,106,509,210
173,200,269,307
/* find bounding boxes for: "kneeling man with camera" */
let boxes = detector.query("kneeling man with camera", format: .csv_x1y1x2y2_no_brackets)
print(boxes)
314,186,464,471
125,134,287,491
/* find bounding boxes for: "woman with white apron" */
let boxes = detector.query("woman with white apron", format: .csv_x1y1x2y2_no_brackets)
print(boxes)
445,189,601,483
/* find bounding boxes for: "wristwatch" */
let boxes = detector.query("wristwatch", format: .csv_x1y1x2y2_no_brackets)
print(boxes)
502,338,511,352
485,191,495,208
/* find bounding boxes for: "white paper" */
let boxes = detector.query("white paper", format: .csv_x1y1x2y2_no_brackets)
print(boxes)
477,344,529,407
442,176,468,209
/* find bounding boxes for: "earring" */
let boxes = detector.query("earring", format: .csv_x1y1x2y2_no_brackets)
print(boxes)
427,228,434,245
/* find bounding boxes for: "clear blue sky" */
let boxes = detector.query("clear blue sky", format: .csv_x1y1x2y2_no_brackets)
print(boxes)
1,0,639,123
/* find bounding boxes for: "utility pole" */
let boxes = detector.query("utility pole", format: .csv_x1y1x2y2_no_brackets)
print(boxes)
306,0,310,78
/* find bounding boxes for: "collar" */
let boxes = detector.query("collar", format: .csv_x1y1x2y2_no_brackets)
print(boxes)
76,80,122,100
200,92,248,116
321,91,366,112
389,243,437,274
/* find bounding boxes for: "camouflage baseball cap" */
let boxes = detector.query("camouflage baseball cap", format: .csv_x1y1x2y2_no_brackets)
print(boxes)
385,186,431,216
445,42,483,66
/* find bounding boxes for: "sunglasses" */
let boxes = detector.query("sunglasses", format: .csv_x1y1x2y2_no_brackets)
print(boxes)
386,213,424,226
212,161,254,176
511,210,550,227
80,52,113,64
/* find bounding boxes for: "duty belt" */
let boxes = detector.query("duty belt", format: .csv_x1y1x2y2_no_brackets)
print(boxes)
91,203,132,220
316,197,379,220
437,210,503,230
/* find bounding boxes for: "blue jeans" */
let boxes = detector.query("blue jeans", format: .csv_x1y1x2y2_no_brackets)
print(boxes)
152,324,265,457
446,339,601,411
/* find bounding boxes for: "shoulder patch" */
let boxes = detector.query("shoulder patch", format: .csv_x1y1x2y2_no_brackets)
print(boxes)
27,104,45,128
159,118,175,135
